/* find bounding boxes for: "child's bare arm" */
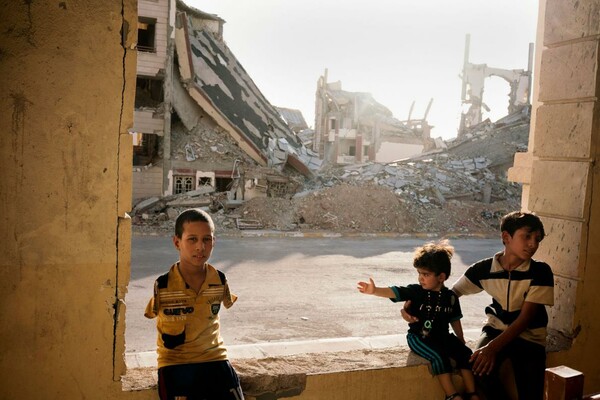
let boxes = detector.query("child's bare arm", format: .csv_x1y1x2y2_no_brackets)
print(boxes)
357,277,395,298
450,319,465,343
471,301,540,375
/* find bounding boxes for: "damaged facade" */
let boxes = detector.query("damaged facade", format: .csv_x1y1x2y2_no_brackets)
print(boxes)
131,0,320,205
458,33,533,137
130,4,534,236
313,69,431,165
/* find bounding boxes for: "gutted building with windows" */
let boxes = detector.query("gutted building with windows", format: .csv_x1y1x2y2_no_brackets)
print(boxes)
131,0,319,203
314,69,431,165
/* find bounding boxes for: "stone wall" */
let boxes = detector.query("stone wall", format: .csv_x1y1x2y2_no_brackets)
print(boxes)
133,166,164,201
510,0,600,393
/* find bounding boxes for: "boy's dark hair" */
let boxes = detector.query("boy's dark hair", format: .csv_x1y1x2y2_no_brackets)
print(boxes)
413,240,454,279
174,208,215,238
500,211,545,240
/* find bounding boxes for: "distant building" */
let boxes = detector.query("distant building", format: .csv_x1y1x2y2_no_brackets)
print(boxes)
314,69,430,165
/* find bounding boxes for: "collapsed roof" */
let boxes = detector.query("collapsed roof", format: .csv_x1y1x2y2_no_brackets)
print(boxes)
174,6,320,176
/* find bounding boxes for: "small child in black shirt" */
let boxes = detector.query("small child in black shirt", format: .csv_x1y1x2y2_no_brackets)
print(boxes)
357,240,479,400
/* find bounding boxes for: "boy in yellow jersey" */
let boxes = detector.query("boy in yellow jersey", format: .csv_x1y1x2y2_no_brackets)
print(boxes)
145,208,244,400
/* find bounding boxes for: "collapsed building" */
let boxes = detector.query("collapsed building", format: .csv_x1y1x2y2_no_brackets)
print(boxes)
313,69,431,165
131,0,321,206
133,107,528,236
130,4,531,236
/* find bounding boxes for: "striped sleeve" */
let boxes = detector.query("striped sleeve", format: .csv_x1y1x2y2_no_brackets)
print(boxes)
526,261,554,306
452,259,491,296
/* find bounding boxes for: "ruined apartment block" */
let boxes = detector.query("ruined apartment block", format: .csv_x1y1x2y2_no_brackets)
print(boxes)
131,0,320,206
131,0,171,200
314,69,431,165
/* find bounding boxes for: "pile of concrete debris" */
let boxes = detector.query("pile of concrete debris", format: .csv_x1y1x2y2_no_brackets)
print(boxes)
131,112,528,236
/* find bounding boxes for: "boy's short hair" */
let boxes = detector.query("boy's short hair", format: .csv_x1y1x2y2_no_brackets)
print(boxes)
500,211,545,240
174,208,215,238
413,240,454,279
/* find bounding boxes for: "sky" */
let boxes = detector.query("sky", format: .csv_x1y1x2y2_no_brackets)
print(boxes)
187,1,539,140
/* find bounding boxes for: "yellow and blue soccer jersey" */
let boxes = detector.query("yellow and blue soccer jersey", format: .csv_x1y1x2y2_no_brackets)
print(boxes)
452,252,554,346
145,262,237,368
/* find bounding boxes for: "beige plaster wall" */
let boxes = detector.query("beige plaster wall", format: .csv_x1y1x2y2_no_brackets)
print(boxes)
278,365,450,400
0,1,137,398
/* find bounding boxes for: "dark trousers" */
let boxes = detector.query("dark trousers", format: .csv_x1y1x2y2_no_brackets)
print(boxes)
476,328,546,400
158,360,244,400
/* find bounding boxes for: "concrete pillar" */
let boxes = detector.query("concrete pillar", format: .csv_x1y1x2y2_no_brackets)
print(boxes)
510,0,600,392
0,0,136,398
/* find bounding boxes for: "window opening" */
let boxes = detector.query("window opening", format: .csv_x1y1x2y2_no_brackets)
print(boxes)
215,177,233,192
135,77,164,108
198,177,213,187
132,133,159,166
137,18,156,53
174,175,195,194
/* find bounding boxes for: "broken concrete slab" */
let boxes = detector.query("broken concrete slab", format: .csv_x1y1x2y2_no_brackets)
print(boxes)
166,197,212,208
185,186,215,197
133,196,161,213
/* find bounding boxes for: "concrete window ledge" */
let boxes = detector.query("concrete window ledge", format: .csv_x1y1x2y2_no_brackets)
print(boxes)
122,346,439,399
121,332,572,399
122,334,458,399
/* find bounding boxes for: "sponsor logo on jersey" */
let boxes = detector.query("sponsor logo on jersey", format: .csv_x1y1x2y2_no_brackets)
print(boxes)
163,306,194,316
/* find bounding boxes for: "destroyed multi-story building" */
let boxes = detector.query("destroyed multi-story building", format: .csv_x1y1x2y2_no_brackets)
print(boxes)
458,34,533,137
313,69,431,165
131,0,320,205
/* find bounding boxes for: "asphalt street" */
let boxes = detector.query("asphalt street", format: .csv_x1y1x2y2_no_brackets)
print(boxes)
125,234,501,354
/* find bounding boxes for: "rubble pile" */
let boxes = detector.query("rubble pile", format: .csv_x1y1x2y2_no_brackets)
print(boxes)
285,153,520,234
294,183,416,232
132,112,528,236
171,120,256,165
131,157,521,236
131,170,518,236
444,109,530,173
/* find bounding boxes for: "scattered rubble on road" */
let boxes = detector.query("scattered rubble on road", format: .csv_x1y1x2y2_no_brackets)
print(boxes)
132,111,527,236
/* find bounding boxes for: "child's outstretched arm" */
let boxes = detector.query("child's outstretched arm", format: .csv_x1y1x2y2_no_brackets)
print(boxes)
357,277,395,298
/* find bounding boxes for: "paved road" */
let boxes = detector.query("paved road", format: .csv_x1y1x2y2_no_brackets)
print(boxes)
125,235,501,353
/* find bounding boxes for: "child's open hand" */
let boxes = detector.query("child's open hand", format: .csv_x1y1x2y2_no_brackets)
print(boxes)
357,277,376,294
